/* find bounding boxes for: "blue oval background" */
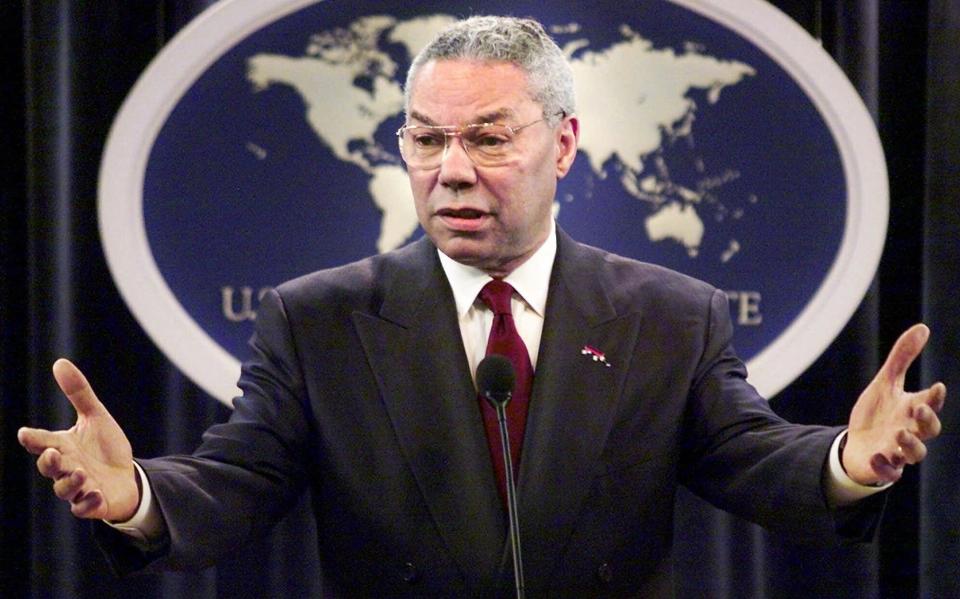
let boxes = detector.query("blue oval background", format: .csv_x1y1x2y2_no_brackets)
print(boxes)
142,0,845,364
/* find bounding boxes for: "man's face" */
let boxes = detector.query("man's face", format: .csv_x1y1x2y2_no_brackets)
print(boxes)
405,59,579,277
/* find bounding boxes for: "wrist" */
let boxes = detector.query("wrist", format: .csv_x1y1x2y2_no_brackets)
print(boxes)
838,432,887,488
109,462,143,524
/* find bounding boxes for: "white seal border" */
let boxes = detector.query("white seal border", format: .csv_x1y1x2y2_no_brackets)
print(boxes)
98,0,320,404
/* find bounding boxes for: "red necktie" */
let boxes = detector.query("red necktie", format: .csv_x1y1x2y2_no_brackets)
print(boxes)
477,280,534,505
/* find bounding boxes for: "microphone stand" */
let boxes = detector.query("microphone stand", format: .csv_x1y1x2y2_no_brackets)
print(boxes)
485,389,525,599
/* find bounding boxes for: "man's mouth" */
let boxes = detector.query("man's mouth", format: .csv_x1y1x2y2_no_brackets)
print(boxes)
435,207,491,232
437,208,486,219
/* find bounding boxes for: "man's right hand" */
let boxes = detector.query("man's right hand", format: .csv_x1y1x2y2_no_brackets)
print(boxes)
18,359,140,522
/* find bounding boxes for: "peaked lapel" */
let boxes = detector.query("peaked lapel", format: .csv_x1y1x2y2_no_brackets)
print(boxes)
515,229,644,587
351,238,505,588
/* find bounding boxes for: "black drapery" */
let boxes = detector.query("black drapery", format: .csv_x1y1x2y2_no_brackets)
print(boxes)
2,1,957,597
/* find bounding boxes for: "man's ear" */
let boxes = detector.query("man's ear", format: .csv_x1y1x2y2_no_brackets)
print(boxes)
555,114,579,179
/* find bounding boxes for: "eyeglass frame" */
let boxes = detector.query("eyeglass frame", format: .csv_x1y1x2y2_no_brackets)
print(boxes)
395,111,566,169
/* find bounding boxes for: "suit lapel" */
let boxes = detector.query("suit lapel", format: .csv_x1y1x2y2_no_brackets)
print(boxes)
516,230,643,587
352,233,642,589
352,239,505,587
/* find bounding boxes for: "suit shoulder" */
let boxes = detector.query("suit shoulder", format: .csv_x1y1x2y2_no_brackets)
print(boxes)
572,240,719,306
271,237,433,313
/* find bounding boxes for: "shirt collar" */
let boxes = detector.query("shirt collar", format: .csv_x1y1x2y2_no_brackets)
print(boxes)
438,221,556,317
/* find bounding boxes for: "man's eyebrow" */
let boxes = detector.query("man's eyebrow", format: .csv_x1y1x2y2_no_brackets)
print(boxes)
408,110,438,126
473,109,517,124
407,108,518,126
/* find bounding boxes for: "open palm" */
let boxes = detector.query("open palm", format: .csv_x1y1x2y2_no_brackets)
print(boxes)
843,324,947,485
18,359,139,521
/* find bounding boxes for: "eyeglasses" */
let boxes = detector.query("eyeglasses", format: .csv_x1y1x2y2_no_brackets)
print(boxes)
396,115,556,169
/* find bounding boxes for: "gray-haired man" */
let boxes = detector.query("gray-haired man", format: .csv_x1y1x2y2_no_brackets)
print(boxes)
20,16,945,596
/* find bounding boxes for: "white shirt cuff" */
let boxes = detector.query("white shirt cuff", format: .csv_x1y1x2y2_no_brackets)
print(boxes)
102,461,164,541
825,430,893,507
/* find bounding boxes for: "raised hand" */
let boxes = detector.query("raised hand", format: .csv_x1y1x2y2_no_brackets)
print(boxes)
18,359,140,521
843,324,947,485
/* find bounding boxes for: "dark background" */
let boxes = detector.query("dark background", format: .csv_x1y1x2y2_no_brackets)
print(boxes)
2,1,957,597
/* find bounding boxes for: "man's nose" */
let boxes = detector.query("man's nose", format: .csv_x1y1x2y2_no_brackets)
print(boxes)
438,134,477,190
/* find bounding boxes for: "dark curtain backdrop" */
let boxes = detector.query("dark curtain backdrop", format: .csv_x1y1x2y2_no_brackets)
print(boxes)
2,1,957,597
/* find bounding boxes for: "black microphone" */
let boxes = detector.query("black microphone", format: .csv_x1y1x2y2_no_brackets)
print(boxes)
477,355,525,599
477,354,515,406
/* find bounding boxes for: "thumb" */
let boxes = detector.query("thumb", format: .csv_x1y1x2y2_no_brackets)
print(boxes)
52,359,105,418
879,324,930,386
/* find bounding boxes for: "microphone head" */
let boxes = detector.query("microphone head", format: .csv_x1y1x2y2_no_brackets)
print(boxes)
477,355,515,407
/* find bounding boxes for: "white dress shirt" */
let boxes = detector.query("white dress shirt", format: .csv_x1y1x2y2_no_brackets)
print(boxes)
437,222,556,379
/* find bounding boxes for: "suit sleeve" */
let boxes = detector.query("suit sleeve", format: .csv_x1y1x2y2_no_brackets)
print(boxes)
677,289,884,542
97,288,314,572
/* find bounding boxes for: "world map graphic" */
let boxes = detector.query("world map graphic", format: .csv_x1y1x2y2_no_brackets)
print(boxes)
246,14,756,260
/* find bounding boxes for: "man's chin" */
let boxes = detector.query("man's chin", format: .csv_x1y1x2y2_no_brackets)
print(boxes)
438,244,489,267
435,236,496,265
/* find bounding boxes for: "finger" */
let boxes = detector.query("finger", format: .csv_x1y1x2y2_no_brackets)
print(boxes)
879,324,930,388
896,429,927,465
52,359,105,418
911,403,942,439
870,453,904,483
70,490,105,519
923,382,947,413
37,447,68,480
18,427,61,456
888,442,906,469
53,470,86,501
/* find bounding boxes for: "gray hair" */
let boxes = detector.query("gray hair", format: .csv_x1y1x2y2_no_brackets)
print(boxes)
404,16,576,124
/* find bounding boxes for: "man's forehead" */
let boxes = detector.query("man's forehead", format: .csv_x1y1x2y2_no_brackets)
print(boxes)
413,57,527,81
406,59,536,125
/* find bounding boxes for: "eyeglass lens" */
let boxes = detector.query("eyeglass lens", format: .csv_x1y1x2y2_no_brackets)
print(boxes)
400,124,517,168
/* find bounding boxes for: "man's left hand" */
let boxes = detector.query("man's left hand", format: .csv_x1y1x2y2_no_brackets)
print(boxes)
843,323,947,485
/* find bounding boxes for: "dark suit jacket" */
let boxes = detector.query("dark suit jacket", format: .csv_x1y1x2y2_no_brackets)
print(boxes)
98,229,879,596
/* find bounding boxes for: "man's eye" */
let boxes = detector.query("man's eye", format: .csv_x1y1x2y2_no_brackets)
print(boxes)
413,134,444,148
472,134,509,148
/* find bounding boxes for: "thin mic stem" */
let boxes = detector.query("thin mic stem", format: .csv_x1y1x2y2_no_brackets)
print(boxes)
493,400,525,598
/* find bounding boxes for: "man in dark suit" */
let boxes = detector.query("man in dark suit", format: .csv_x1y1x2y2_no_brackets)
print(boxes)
19,16,946,596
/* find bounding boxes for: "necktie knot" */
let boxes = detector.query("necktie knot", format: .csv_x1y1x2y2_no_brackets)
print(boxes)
479,280,515,316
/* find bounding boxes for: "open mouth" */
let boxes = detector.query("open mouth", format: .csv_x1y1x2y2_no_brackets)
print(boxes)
435,207,491,232
437,208,486,219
